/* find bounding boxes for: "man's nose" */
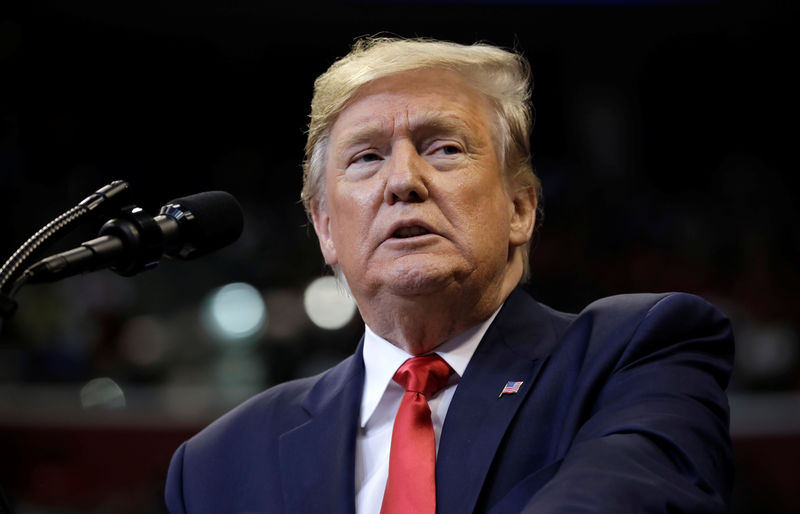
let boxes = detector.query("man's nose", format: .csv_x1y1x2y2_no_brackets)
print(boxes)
383,142,429,205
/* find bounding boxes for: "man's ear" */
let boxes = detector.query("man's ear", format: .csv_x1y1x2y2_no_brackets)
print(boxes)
509,186,537,248
311,200,339,266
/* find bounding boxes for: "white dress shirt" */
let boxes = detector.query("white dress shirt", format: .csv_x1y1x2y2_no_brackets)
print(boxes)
354,309,501,514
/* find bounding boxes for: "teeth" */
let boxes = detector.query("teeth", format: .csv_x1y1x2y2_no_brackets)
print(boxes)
394,226,429,238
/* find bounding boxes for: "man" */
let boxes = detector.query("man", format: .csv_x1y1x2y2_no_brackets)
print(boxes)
165,38,734,513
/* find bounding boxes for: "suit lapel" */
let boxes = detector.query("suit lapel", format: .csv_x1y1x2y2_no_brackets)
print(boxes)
436,289,561,514
279,339,365,514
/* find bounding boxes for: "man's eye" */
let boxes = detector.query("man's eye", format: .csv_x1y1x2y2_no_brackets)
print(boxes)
429,143,462,156
355,152,381,163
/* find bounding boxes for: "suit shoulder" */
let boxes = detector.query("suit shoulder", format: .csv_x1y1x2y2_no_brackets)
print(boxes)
580,292,729,327
509,289,721,331
578,291,722,320
570,292,733,371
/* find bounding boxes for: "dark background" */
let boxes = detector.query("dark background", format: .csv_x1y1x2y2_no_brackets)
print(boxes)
1,1,798,512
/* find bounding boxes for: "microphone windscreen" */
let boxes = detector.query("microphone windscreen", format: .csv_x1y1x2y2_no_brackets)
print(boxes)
165,191,244,258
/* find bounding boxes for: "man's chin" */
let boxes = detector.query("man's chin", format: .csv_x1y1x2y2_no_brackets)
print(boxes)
375,259,469,297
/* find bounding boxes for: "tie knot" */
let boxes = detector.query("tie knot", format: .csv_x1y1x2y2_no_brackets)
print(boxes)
393,355,452,399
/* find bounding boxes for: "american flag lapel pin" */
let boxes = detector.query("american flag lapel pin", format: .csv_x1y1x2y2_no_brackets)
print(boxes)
498,380,524,398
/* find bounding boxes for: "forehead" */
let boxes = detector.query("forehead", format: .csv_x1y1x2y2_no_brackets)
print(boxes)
329,68,495,143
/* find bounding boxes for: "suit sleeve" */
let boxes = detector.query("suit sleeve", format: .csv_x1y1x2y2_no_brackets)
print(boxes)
517,293,734,513
165,442,189,514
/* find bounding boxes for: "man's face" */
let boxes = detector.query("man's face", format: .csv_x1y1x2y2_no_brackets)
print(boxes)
312,69,533,302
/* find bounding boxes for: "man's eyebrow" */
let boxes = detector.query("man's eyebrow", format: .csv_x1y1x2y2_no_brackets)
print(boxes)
337,119,393,149
408,112,474,137
336,112,476,150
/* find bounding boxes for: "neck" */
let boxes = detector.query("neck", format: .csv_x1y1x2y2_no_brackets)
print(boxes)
357,263,521,355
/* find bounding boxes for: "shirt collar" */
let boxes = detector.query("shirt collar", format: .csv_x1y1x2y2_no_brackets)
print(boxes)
359,307,501,428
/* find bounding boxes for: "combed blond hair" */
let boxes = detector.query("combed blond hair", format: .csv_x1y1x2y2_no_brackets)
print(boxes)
302,37,541,279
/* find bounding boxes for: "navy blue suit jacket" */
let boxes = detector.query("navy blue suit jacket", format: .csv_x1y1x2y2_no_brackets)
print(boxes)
165,289,734,513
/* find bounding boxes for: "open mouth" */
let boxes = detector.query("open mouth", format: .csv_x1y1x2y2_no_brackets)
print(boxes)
392,226,430,239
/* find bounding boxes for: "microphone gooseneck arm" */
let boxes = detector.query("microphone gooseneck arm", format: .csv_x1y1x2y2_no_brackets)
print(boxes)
0,180,131,295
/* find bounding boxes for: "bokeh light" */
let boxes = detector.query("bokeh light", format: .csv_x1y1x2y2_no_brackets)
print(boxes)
203,282,267,342
80,377,126,409
303,277,357,330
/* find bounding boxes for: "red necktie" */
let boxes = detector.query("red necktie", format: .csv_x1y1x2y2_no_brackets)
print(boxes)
381,355,453,514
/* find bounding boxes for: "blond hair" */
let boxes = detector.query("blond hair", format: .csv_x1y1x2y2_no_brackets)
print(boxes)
302,37,541,279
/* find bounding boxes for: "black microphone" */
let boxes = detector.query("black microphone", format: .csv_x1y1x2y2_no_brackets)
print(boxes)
23,191,243,284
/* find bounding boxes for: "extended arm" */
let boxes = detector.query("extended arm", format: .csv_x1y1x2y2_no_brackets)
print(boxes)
496,293,734,513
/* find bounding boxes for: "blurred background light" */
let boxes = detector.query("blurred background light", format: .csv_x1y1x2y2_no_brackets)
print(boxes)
303,276,357,330
80,377,125,409
736,322,799,384
203,282,267,341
